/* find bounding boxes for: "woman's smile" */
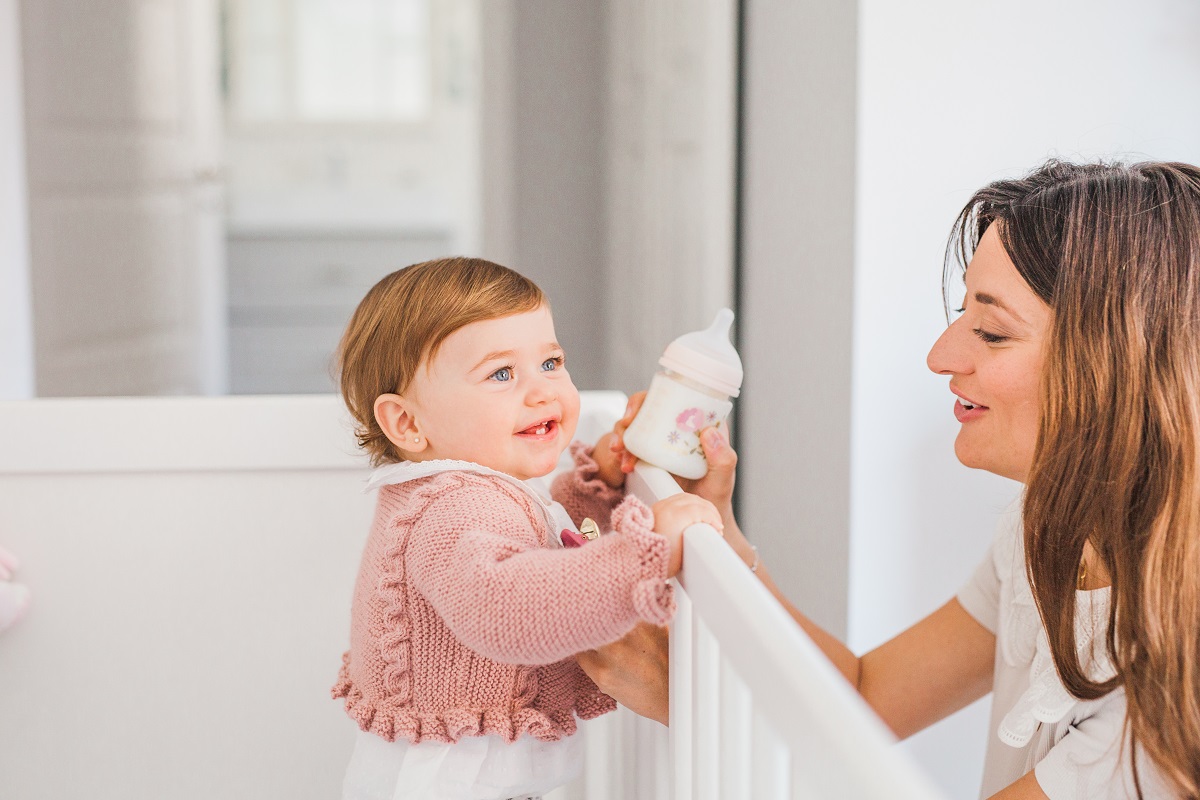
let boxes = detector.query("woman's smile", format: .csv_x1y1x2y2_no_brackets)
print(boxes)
951,388,988,422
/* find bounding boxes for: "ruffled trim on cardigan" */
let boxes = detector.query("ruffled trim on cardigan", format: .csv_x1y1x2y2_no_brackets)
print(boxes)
566,440,626,510
609,495,676,625
331,677,597,744
575,689,617,720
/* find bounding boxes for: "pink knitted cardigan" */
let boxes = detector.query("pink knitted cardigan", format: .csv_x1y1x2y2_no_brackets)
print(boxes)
331,442,676,745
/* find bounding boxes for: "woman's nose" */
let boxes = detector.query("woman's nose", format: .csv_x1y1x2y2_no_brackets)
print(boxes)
927,320,968,376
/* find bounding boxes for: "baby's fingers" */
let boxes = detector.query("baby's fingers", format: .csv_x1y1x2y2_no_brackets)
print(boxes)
654,493,724,533
683,496,724,533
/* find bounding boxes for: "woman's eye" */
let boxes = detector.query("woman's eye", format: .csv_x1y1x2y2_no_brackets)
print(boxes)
541,356,564,372
490,367,513,382
972,328,1008,344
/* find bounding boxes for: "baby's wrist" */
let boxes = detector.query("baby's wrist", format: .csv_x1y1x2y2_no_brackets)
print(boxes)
592,434,626,488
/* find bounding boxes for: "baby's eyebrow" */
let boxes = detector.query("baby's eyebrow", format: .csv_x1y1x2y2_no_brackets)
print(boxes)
470,343,564,373
471,350,515,372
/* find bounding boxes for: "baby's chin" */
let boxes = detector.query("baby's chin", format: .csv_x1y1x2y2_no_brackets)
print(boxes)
520,449,570,481
469,447,568,482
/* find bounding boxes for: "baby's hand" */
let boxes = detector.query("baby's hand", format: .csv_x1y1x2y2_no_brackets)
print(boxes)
651,493,723,577
592,432,626,489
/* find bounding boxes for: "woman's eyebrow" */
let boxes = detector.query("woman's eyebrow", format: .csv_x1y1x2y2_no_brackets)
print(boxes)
974,291,1027,324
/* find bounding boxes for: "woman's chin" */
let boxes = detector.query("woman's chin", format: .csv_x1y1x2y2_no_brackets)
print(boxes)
953,439,988,472
953,442,1028,483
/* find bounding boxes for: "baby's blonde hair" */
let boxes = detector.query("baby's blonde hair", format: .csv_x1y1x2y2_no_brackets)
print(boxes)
337,257,546,466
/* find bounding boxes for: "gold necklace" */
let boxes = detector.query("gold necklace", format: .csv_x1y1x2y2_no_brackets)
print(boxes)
1077,557,1088,591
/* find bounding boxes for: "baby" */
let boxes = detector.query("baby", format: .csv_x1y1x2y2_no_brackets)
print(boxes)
331,257,720,800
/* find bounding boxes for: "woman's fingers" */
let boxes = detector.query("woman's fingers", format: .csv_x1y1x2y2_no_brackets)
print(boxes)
679,427,738,515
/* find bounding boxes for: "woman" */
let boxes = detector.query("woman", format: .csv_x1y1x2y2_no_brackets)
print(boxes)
582,161,1200,799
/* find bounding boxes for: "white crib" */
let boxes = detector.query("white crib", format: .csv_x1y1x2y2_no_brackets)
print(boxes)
0,393,947,799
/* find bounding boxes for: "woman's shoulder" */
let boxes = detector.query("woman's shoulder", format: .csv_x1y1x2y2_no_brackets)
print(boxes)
989,495,1025,572
988,495,1042,667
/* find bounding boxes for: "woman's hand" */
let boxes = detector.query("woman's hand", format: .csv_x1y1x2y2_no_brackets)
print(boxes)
611,391,739,523
576,622,670,726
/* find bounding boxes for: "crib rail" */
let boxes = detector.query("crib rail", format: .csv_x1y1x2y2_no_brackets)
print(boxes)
624,463,950,800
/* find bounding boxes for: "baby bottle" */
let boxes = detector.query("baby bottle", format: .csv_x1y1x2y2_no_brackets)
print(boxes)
623,308,743,480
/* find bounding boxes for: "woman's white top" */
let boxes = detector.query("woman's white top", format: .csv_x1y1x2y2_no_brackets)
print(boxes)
343,460,586,800
957,499,1169,799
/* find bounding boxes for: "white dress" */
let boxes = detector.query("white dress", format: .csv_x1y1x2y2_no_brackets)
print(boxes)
957,499,1171,799
341,461,588,800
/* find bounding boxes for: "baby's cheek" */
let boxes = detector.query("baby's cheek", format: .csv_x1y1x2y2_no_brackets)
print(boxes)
562,391,582,438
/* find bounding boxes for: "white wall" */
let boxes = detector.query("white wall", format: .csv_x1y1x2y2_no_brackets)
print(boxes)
850,0,1200,796
0,0,34,399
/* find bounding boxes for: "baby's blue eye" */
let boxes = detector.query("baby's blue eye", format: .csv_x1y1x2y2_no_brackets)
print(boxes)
541,357,563,372
490,367,513,382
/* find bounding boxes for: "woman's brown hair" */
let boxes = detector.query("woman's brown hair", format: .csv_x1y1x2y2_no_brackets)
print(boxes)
336,257,545,466
948,160,1200,798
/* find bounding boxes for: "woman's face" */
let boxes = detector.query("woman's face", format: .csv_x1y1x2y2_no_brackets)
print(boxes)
926,225,1052,483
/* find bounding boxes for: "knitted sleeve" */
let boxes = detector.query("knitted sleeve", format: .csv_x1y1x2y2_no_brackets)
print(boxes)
407,477,674,666
550,440,628,531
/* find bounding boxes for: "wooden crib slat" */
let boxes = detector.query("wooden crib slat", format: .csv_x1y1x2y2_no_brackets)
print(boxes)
669,587,694,800
718,657,752,799
750,709,791,798
692,615,721,800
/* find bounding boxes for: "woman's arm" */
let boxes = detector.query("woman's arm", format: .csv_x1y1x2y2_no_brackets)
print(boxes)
585,393,996,737
989,773,1049,800
579,558,995,737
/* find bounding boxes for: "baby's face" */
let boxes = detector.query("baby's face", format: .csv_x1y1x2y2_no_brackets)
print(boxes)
403,305,580,480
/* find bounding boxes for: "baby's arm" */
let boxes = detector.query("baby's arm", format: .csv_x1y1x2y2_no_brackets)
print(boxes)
407,481,674,665
551,438,627,530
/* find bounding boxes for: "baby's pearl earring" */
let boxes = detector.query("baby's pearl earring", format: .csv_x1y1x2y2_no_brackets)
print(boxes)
413,436,420,443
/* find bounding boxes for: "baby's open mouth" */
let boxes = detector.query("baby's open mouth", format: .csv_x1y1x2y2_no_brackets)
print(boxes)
517,419,557,436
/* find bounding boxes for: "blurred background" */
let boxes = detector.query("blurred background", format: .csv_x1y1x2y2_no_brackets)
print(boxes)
2,1,1199,796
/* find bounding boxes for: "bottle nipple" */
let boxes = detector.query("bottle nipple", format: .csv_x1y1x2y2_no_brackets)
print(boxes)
659,308,744,397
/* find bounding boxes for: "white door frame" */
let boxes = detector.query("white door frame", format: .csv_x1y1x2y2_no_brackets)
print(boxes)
0,0,34,399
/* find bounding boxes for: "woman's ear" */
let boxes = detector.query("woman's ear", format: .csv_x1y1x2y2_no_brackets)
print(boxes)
374,394,428,454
